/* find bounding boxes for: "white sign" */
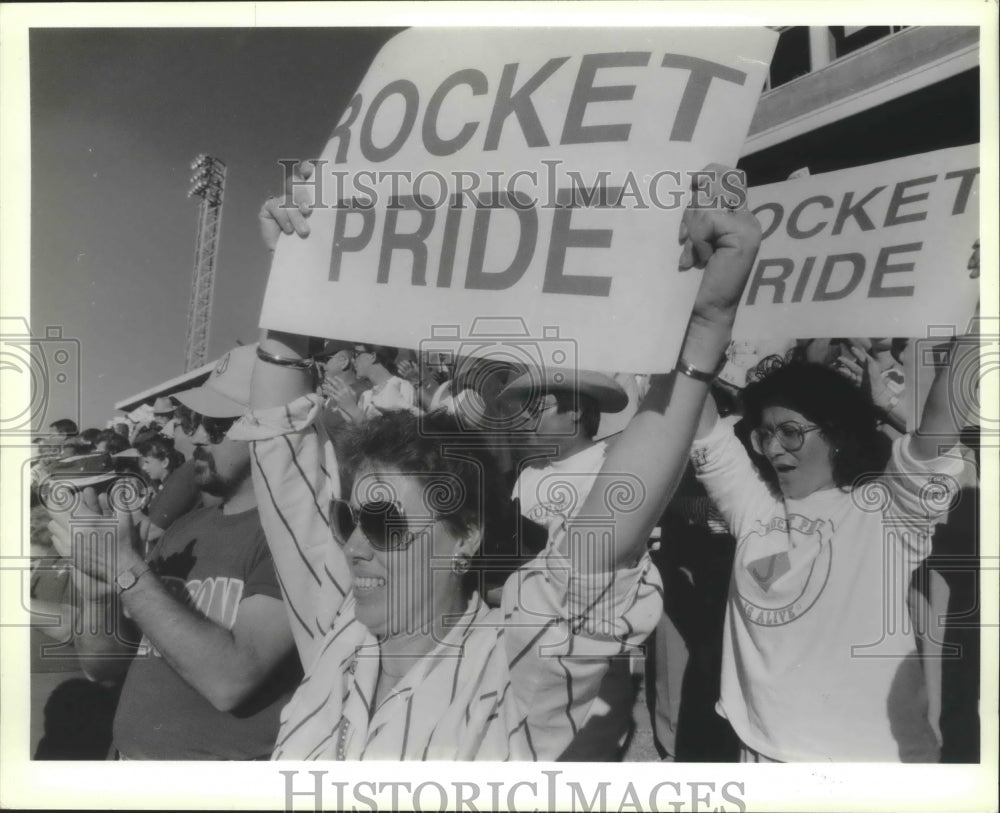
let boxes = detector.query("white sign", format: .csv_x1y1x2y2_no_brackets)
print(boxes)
261,27,776,373
734,144,980,339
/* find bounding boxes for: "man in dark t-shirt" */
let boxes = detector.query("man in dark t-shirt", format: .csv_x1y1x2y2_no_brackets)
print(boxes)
111,504,300,758
64,346,299,759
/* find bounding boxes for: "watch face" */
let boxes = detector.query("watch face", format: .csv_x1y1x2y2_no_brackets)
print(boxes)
116,570,137,591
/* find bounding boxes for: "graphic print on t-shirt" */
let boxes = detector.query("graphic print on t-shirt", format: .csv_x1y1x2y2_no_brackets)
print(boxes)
735,512,833,627
521,471,601,527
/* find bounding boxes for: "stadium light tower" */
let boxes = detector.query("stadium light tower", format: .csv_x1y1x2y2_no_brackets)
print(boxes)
184,154,226,372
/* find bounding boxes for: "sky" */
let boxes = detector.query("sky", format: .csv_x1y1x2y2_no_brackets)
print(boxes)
29,27,399,428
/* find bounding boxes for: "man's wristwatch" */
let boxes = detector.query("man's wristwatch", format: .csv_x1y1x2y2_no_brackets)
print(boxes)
115,563,151,593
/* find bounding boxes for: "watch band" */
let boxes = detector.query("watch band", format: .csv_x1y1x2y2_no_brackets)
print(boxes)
675,357,723,383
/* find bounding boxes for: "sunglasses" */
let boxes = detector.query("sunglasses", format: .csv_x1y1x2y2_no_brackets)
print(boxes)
750,421,821,454
177,406,237,444
330,498,436,552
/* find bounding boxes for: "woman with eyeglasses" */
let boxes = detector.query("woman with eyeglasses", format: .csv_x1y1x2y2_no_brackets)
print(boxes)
690,347,975,762
239,163,763,760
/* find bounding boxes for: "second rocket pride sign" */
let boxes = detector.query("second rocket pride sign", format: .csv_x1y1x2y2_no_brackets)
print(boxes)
734,144,980,341
260,27,777,373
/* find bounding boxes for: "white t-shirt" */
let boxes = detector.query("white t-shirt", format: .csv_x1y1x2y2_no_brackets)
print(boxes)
691,417,965,761
513,442,607,530
429,382,487,427
358,376,417,419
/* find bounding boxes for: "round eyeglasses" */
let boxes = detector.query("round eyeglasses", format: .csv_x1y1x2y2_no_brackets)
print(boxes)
750,421,821,454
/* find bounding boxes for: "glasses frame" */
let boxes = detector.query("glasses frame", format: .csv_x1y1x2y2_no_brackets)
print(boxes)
751,421,822,454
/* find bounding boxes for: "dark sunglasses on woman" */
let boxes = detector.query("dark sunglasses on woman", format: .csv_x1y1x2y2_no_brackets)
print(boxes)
329,498,436,551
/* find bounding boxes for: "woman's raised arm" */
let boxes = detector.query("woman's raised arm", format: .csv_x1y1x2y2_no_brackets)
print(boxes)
911,326,978,460
579,166,762,572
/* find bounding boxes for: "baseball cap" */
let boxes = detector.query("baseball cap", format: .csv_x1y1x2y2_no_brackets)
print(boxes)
40,453,119,489
499,368,628,414
152,396,175,416
173,344,255,418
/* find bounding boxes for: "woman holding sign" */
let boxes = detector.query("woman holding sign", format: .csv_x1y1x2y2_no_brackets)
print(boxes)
233,166,762,760
690,336,973,761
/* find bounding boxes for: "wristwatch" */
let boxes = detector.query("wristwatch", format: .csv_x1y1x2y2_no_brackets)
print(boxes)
115,563,150,593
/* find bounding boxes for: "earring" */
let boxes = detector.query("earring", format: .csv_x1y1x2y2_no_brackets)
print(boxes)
451,555,470,575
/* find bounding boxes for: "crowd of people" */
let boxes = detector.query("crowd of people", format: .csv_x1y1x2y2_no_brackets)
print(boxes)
28,166,981,763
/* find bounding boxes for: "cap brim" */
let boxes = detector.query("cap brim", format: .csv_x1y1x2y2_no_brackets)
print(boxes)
45,472,119,489
173,386,246,419
500,370,628,413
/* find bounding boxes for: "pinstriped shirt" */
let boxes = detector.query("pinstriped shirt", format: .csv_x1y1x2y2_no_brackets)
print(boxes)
231,395,663,760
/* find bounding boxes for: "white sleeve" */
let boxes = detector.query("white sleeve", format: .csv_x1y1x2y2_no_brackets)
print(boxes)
501,522,662,743
371,377,417,413
874,435,966,560
230,395,347,668
690,416,777,540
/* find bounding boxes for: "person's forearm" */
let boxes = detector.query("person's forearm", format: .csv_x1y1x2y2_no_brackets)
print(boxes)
248,423,348,666
880,402,907,435
73,580,139,684
119,569,268,712
695,392,720,439
141,519,165,554
584,314,734,570
912,340,974,459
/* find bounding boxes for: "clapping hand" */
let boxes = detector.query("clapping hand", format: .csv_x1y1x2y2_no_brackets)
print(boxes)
321,375,359,412
46,485,145,590
396,358,420,384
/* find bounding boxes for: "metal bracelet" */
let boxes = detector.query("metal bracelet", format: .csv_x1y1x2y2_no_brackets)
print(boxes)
675,357,721,383
255,345,315,371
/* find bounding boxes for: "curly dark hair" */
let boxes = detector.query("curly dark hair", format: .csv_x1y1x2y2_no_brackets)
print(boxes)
134,435,185,472
739,361,891,490
338,410,543,595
